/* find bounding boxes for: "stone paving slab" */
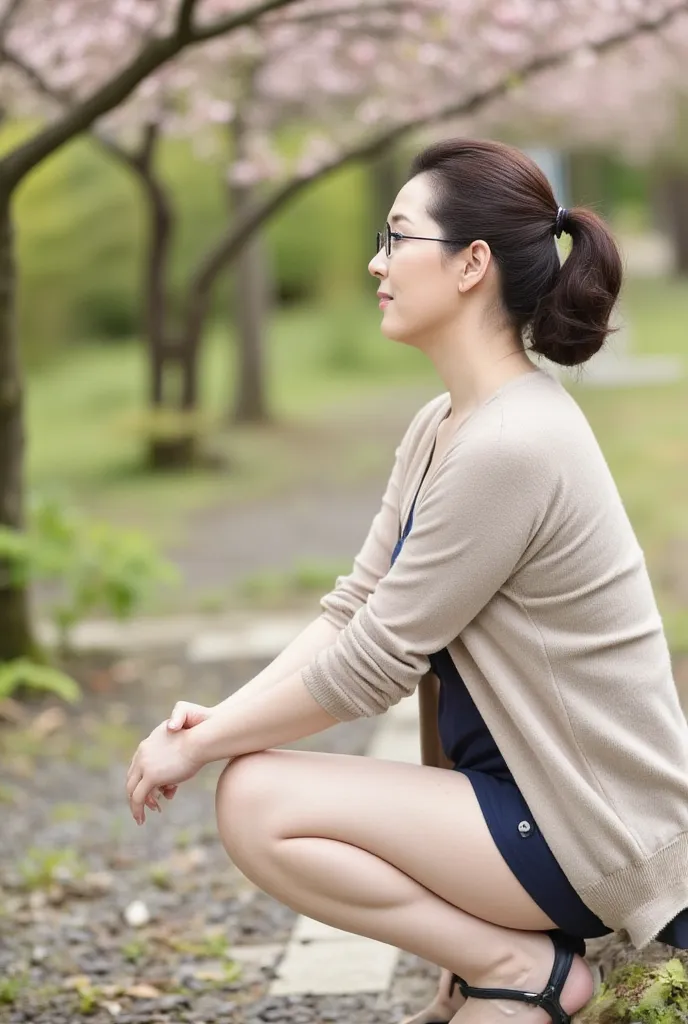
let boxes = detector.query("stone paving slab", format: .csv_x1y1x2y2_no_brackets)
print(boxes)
271,935,400,996
36,611,315,657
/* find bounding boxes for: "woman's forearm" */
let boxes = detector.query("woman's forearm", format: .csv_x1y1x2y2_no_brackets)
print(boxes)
212,614,340,711
188,669,339,764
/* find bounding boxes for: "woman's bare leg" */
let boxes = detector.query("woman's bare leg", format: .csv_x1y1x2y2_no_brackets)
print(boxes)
215,749,594,1024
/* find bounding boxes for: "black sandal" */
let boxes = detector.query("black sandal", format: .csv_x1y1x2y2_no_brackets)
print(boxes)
427,932,584,1024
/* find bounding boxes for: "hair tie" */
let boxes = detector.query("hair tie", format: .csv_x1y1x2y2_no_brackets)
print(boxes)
554,206,570,239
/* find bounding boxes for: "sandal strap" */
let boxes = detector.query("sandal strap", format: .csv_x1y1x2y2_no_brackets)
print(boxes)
453,935,574,1024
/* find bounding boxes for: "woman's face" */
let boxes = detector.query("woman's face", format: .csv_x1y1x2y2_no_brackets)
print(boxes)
368,173,467,348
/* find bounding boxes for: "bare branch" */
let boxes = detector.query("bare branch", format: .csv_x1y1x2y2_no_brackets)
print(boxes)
176,0,199,42
0,0,304,191
189,0,304,43
0,45,73,107
184,0,688,330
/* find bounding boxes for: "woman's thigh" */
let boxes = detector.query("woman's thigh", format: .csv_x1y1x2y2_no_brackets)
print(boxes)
215,749,558,932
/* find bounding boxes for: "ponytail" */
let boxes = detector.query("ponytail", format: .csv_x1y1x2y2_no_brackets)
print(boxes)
529,208,623,367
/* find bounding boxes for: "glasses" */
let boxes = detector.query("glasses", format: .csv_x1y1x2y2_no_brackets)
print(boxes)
375,221,463,257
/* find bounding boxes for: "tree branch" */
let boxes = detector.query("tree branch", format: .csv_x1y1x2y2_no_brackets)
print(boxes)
176,0,199,42
0,44,73,107
189,0,305,43
185,0,688,326
0,0,304,191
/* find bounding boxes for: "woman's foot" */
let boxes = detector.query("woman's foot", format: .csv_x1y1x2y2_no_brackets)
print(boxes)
400,967,466,1024
449,936,595,1024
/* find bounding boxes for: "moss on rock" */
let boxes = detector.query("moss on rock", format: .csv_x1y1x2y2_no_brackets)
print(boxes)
579,959,688,1024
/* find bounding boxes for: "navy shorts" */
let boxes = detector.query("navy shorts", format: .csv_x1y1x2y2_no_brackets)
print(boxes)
457,767,613,942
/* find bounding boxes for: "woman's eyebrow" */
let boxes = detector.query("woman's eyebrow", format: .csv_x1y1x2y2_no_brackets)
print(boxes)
390,213,412,225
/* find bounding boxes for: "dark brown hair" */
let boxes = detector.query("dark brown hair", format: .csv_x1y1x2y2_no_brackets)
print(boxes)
408,138,623,367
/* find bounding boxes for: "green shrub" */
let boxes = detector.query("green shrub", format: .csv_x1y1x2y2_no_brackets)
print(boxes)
0,495,179,653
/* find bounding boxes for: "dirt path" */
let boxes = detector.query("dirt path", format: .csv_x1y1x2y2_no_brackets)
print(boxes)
168,383,437,600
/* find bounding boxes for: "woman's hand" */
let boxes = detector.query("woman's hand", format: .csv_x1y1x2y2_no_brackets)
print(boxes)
157,701,214,803
126,720,204,825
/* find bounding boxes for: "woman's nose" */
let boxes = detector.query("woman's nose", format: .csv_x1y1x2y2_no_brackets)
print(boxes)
368,250,387,278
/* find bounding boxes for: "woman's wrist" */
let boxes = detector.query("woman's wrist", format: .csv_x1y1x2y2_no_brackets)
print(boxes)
185,719,214,768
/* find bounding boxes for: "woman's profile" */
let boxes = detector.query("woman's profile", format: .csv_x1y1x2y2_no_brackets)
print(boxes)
127,138,688,1024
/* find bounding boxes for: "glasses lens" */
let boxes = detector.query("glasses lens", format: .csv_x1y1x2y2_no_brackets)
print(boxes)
376,231,383,255
385,223,391,257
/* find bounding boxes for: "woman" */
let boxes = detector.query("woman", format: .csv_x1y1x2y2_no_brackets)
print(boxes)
126,138,688,1024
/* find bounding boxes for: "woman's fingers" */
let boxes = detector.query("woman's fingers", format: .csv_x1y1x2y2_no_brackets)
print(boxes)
167,702,210,732
167,703,187,731
161,785,177,800
131,776,153,825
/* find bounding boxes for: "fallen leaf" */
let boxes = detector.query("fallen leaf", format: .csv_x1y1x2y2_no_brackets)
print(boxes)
67,871,114,897
0,698,28,724
30,707,68,738
125,983,162,999
63,974,93,991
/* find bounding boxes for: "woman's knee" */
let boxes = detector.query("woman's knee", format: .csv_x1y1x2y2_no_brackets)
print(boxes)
215,750,279,858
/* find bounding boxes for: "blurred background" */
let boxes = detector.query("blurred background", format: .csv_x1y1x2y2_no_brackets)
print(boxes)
0,2,687,1020
0,0,686,659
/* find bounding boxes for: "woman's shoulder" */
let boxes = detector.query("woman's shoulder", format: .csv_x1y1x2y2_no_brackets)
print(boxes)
401,392,451,449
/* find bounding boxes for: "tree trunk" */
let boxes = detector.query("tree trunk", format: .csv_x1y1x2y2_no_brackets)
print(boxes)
0,193,37,660
134,159,200,470
229,182,271,424
653,168,688,275
142,173,172,410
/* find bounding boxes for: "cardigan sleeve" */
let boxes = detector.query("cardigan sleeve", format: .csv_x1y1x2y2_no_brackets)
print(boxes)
317,443,403,632
302,435,548,720
318,397,445,631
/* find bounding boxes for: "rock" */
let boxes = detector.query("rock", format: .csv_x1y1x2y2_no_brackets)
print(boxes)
102,1000,123,1017
123,900,150,928
31,945,48,963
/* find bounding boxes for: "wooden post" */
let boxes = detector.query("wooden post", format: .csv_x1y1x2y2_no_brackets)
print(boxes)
418,672,453,770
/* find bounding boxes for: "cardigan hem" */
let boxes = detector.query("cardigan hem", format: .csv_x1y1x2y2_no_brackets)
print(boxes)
580,830,688,948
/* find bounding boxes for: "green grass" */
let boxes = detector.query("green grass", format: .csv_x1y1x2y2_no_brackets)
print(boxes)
25,296,431,542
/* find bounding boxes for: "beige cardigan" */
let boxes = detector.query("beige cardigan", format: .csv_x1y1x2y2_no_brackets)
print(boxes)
302,369,688,949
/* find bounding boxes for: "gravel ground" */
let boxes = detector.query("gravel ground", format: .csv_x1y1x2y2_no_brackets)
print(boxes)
0,650,388,1024
2,649,687,1023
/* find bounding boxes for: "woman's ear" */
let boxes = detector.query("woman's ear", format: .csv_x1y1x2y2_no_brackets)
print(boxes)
459,240,491,293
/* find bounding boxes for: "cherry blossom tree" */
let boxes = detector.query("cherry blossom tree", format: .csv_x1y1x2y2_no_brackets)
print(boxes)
0,0,687,657
17,0,688,457
0,0,307,661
